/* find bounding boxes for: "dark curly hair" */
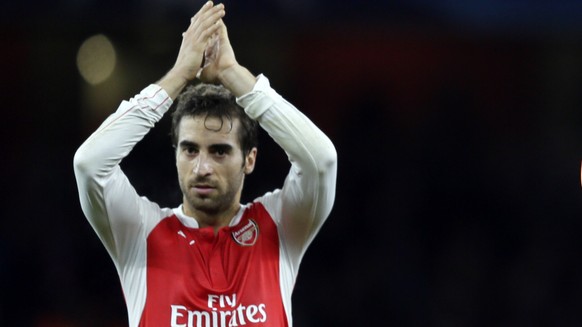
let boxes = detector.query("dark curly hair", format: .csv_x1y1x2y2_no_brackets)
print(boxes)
171,83,259,157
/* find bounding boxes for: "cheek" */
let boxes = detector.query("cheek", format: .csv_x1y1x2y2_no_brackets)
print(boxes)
176,157,190,176
218,162,243,180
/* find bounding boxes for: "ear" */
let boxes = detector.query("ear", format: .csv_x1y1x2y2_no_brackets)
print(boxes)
244,147,257,175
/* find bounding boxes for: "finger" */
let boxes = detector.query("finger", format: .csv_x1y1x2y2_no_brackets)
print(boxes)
216,19,229,40
184,1,217,34
185,4,224,39
188,5,210,34
195,3,225,30
192,1,214,21
190,7,225,42
190,2,223,27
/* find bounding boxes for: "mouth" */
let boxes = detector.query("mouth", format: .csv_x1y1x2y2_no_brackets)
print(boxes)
191,184,215,196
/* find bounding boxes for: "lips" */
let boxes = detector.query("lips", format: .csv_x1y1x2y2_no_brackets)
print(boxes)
191,183,216,196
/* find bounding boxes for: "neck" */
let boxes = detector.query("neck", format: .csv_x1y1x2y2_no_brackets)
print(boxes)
184,203,241,234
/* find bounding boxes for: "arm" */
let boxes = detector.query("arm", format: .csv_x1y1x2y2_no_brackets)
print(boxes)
201,17,337,260
73,86,173,254
73,1,225,252
239,76,337,260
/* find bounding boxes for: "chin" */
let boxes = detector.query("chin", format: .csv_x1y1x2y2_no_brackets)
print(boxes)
190,198,221,213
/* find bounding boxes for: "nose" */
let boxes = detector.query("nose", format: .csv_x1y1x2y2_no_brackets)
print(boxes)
192,153,213,176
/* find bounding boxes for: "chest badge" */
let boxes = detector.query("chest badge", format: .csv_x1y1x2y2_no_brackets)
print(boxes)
232,219,259,246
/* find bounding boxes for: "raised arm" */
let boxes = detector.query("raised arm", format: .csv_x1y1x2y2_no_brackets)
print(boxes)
200,16,338,261
239,77,338,262
73,1,226,252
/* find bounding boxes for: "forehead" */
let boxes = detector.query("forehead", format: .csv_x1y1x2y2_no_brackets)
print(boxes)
178,115,241,145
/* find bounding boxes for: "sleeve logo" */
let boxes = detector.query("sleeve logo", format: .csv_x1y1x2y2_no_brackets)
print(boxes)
231,219,259,246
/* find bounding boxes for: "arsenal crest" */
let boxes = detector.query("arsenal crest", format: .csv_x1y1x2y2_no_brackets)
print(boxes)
232,219,259,246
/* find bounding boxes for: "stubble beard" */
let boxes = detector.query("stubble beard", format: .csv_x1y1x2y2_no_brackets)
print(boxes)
181,176,243,218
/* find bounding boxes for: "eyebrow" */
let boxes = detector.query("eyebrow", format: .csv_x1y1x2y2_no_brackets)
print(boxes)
209,144,234,153
178,140,234,152
178,140,198,149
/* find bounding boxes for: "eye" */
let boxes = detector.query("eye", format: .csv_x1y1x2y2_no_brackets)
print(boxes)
212,149,227,159
211,146,230,158
184,146,198,155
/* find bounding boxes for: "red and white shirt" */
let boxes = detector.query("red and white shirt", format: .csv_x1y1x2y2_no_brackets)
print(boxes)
74,75,337,327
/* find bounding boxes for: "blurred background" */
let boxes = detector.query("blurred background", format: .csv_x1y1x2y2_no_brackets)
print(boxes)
3,0,582,326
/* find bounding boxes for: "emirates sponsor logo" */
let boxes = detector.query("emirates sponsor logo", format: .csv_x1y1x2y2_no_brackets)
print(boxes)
170,293,268,327
231,219,259,247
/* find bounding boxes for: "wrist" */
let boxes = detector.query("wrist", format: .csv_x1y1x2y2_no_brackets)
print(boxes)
157,68,191,100
218,64,256,97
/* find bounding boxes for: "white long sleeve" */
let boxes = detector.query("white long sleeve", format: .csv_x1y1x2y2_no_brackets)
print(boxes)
73,85,173,258
237,75,338,268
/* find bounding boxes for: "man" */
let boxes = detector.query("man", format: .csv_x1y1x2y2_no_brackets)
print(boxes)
73,1,337,327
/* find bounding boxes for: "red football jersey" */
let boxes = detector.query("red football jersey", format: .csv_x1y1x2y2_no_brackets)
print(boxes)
141,203,287,326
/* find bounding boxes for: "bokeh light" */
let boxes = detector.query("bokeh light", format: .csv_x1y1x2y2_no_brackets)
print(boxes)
76,34,117,85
